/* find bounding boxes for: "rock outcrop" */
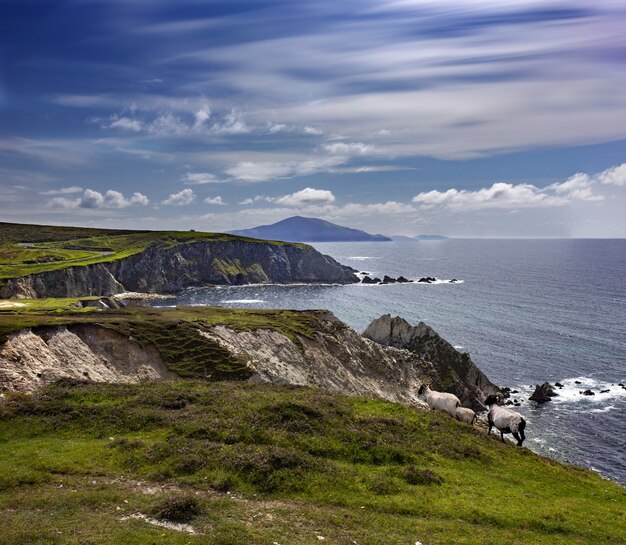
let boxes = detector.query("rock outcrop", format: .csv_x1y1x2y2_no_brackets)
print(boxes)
0,326,175,391
362,314,500,411
0,311,491,410
529,382,558,403
0,240,358,299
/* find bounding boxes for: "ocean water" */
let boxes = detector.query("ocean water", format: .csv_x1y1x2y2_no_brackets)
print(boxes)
153,239,626,485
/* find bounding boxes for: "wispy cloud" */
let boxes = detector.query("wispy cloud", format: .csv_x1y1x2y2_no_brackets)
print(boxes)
39,186,83,196
182,172,225,185
225,157,345,183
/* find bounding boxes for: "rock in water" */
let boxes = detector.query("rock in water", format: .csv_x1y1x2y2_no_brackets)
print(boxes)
362,314,500,411
529,383,556,403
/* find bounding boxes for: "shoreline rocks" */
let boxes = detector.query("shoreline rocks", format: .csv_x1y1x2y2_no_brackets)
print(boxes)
529,382,558,403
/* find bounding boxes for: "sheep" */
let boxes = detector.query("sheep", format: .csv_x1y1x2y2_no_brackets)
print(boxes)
455,406,477,425
417,383,460,417
484,394,526,446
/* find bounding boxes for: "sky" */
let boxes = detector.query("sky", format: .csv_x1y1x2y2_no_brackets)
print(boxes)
1,0,625,237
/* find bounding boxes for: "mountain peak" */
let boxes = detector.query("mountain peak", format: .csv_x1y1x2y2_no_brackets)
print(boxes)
230,216,392,243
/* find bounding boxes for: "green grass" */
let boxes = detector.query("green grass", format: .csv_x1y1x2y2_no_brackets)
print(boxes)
0,380,623,544
0,222,306,281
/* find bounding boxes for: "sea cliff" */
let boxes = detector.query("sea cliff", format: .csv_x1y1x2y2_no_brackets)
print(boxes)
0,306,497,409
0,239,357,299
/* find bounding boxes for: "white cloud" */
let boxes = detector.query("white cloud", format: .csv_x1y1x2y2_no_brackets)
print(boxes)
412,167,609,211
204,196,225,205
322,142,375,156
182,172,224,184
47,189,149,209
595,163,626,186
303,126,323,135
162,188,196,206
39,185,83,195
268,123,288,134
276,187,336,207
225,156,345,182
107,116,143,132
210,109,249,135
147,113,189,136
238,195,271,205
193,103,211,130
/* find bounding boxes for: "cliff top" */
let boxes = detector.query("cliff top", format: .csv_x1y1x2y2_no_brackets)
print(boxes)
1,379,623,544
0,221,307,280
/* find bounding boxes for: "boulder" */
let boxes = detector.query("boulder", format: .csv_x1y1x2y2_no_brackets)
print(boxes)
382,275,397,284
581,389,595,396
396,276,410,283
361,276,376,284
417,277,431,283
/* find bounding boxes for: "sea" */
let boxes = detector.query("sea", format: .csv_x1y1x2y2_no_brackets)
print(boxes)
153,239,626,485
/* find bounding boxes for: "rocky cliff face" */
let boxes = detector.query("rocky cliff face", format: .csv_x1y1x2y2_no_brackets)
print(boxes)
0,240,358,299
0,311,493,410
363,314,500,410
0,326,175,391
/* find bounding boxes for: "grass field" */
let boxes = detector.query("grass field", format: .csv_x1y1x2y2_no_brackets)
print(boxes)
0,380,624,545
0,222,302,281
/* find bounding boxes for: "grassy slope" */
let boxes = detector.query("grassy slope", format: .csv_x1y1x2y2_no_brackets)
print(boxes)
0,380,624,545
0,222,303,281
0,304,328,379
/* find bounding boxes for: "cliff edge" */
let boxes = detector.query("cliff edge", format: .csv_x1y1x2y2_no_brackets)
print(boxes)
0,223,358,298
0,306,492,409
363,314,499,410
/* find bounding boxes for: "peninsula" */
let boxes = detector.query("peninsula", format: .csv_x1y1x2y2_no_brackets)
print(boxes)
0,222,357,299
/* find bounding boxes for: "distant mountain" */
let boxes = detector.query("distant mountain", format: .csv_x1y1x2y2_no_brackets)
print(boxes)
414,234,449,241
389,235,419,241
230,216,392,242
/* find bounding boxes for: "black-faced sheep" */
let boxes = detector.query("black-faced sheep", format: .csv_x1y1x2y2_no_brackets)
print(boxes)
418,383,460,417
484,394,526,446
455,406,477,425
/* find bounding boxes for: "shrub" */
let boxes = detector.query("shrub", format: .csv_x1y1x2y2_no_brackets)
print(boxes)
404,466,443,486
151,495,203,523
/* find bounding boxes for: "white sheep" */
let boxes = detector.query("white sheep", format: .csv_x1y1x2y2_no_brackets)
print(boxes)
455,406,477,425
417,383,460,417
484,394,526,446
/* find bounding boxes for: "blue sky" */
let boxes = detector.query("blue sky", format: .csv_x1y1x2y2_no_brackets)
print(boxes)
1,0,625,237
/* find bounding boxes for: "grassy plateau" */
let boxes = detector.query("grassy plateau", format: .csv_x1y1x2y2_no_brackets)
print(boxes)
0,379,624,545
0,221,302,281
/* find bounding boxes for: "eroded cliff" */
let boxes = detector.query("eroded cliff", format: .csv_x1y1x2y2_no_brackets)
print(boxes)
0,307,496,410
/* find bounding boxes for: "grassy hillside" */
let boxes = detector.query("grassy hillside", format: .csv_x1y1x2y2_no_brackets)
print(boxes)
0,222,302,280
0,380,624,545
